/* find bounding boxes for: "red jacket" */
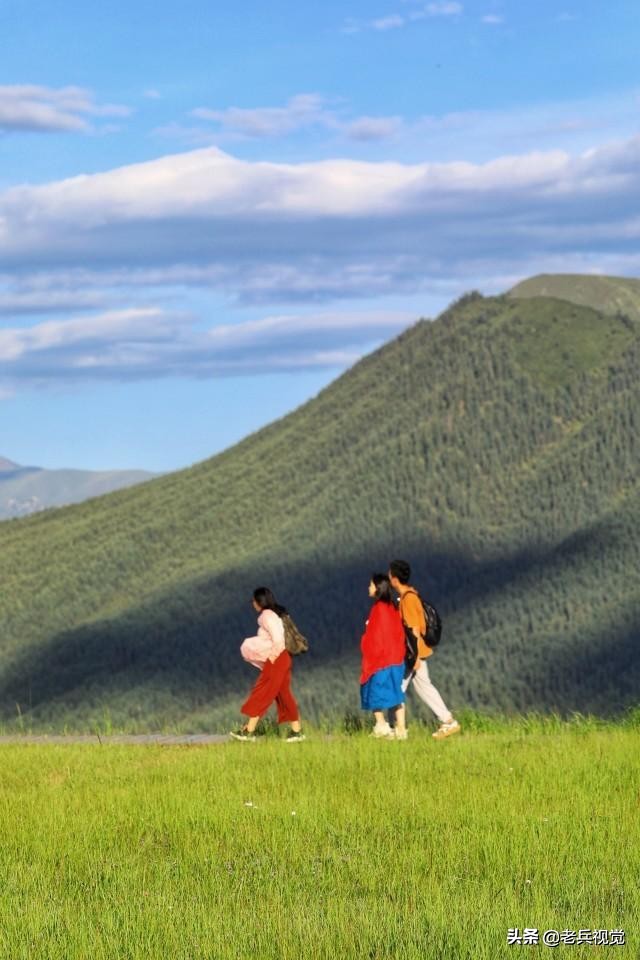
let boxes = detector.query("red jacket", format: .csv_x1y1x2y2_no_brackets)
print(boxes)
360,601,406,685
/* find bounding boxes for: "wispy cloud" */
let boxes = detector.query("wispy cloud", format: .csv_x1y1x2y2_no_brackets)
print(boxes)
345,116,403,141
0,307,415,386
1,131,639,372
482,14,504,25
173,94,400,144
344,2,462,33
383,90,639,162
423,2,463,15
0,85,131,133
372,15,405,31
160,89,636,157
0,287,106,316
191,94,328,139
407,1,463,20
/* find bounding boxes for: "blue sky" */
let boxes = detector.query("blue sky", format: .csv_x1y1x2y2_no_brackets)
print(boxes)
1,0,639,470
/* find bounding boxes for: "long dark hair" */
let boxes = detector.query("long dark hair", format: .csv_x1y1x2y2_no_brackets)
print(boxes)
371,573,395,605
253,586,287,617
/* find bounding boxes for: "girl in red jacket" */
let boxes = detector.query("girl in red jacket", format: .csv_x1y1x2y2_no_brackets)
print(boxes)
360,573,407,740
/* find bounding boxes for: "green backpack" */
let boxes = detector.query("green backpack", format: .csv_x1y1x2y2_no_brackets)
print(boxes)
281,613,309,656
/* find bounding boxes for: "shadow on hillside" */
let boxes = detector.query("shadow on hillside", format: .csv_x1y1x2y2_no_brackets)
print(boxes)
529,611,640,715
0,518,636,722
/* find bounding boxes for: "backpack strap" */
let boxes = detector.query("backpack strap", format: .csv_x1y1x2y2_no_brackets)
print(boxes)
401,589,425,632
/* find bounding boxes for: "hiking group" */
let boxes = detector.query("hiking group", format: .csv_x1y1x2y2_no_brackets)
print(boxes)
229,559,460,743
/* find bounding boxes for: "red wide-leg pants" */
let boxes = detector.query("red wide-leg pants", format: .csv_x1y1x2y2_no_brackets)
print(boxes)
241,650,299,723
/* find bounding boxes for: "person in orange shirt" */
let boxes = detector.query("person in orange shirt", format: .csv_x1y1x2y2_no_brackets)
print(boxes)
388,559,461,740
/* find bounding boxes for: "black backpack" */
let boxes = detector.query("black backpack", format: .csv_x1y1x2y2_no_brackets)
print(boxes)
405,589,442,655
422,597,442,647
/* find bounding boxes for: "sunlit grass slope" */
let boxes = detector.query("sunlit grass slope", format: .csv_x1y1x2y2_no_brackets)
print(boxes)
1,277,639,729
0,724,637,959
509,273,640,321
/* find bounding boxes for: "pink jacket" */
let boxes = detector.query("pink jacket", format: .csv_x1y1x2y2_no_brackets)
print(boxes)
240,609,286,669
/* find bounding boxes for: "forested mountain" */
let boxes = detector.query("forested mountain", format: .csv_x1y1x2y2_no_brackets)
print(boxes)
0,458,155,519
1,275,639,731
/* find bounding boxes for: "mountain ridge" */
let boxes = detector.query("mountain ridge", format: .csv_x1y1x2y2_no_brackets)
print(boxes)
0,457,24,473
0,457,156,519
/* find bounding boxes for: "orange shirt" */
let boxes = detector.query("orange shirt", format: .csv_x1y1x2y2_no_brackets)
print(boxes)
399,589,433,660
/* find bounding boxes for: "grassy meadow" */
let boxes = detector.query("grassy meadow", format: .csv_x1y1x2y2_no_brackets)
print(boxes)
0,720,637,959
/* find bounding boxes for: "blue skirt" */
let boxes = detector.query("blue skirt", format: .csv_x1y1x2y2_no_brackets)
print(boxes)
360,664,405,711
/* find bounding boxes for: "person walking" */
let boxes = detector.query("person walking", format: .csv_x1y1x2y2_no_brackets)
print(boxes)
360,573,407,740
230,587,305,742
388,559,460,740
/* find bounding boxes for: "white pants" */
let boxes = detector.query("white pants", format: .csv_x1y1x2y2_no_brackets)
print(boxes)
403,660,452,724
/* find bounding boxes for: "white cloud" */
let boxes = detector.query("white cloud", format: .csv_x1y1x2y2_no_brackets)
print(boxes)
191,94,329,139
0,140,625,229
345,3,462,33
411,2,463,18
0,147,448,249
372,15,405,30
0,287,106,316
159,89,635,162
0,307,416,386
400,90,640,161
345,116,403,141
425,2,463,14
0,125,639,395
166,95,403,146
404,1,463,18
0,85,131,133
482,14,504,24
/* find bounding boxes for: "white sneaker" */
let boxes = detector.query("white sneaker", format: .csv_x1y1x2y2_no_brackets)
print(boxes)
432,719,461,740
371,723,392,738
393,728,408,741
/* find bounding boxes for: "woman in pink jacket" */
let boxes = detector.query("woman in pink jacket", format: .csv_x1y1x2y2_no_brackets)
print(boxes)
230,587,305,742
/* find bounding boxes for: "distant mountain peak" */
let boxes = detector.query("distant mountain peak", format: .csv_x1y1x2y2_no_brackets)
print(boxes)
0,459,155,519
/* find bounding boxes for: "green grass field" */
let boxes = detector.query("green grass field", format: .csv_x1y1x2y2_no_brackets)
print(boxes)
0,724,637,959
